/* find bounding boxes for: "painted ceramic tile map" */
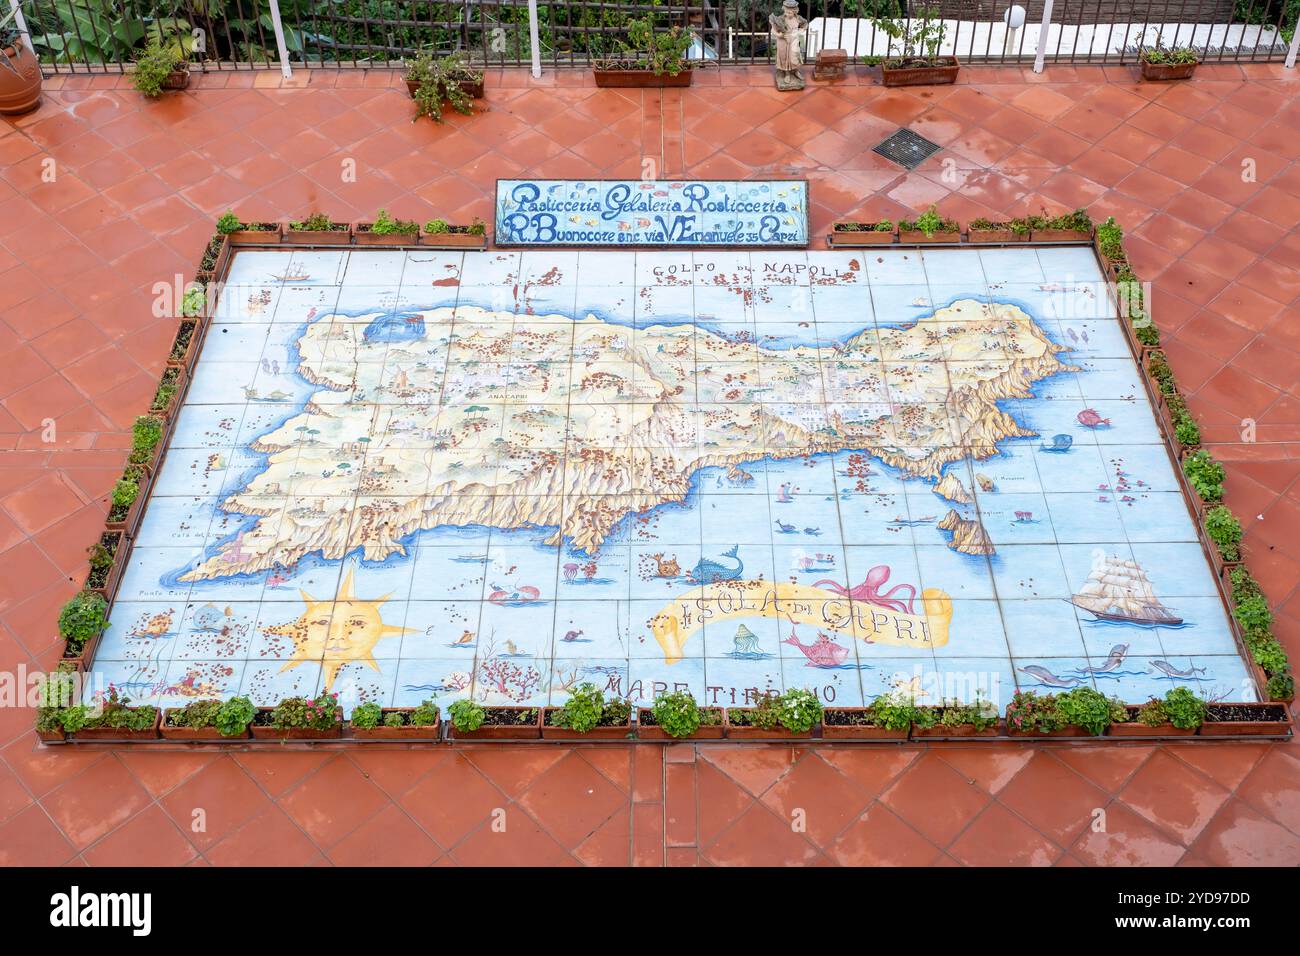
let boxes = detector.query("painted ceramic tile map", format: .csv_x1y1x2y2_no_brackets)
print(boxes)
90,247,1258,714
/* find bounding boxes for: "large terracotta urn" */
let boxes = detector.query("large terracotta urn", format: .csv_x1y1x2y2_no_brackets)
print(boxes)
0,38,42,115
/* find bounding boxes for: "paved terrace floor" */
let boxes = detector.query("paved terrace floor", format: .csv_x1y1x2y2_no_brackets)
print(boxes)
1,64,1298,866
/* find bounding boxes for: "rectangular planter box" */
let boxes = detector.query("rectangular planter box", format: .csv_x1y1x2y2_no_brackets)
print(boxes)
881,56,959,87
635,709,726,740
85,530,126,599
282,222,352,245
593,68,692,88
249,707,343,740
165,319,202,371
1140,60,1198,81
1030,228,1092,243
724,712,814,739
63,627,104,671
1106,721,1195,737
36,728,66,744
354,225,419,246
449,707,542,741
899,230,959,244
541,710,633,740
419,230,488,249
1004,724,1093,738
1198,703,1292,737
967,229,1028,244
347,708,441,740
224,223,282,245
160,712,251,741
911,722,1001,738
71,710,162,742
828,228,895,246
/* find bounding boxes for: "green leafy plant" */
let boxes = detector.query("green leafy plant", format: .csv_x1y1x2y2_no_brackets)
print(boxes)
1142,46,1200,65
131,36,186,98
467,217,487,237
36,669,80,734
935,694,999,731
1182,450,1225,502
180,287,205,318
409,698,440,726
1134,697,1168,726
368,209,419,235
649,689,702,738
214,696,255,736
449,698,485,732
594,12,693,75
730,693,782,730
873,6,948,66
349,701,383,729
899,205,957,238
864,688,921,730
424,218,449,235
1056,686,1125,735
775,687,822,733
289,212,341,231
405,48,480,121
166,699,221,728
1174,414,1200,448
1162,686,1205,730
86,535,117,589
58,703,91,733
269,691,340,730
58,590,108,652
1204,505,1243,561
1095,216,1125,262
1005,690,1063,733
1266,670,1294,702
550,682,628,732
1029,207,1093,232
129,415,164,466
84,687,157,731
215,210,241,234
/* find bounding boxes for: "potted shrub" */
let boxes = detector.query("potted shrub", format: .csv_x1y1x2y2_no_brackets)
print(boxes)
966,217,1031,244
1005,690,1084,737
1108,689,1200,737
85,532,126,599
355,209,420,246
898,206,959,244
70,687,160,741
128,415,166,473
404,48,482,121
727,688,822,739
1203,505,1243,575
593,13,693,88
829,220,895,246
34,668,80,743
251,691,343,740
59,590,108,666
284,212,352,245
0,22,42,115
445,698,541,740
161,696,256,740
1266,670,1294,704
1199,701,1291,737
216,210,281,245
104,467,147,535
1182,449,1225,507
912,694,1001,737
1094,216,1126,277
1139,46,1200,81
1029,208,1092,242
875,8,959,87
637,690,725,740
542,683,633,740
1055,686,1127,736
420,217,488,250
348,698,441,740
823,689,915,740
131,37,190,97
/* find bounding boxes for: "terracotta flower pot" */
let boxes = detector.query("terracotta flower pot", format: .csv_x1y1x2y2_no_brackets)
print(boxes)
418,230,488,249
635,708,726,740
347,708,441,740
1139,59,1197,81
911,721,1002,738
899,229,959,244
354,223,419,246
166,319,202,372
36,728,66,744
829,227,895,246
448,707,542,741
820,708,905,740
162,66,191,91
593,68,692,88
0,41,42,115
160,712,251,740
967,228,1028,244
224,223,282,245
1004,721,1092,738
724,711,815,739
85,530,126,600
541,709,633,740
1030,227,1092,243
1198,703,1292,737
71,710,162,741
404,76,484,99
881,55,959,87
282,222,353,245
249,707,343,739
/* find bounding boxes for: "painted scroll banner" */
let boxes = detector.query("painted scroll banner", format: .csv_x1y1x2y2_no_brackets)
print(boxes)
494,179,810,247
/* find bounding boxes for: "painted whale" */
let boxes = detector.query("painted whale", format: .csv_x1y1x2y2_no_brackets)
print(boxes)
689,545,743,584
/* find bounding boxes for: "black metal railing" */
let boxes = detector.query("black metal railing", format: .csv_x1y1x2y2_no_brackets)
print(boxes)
17,0,1297,72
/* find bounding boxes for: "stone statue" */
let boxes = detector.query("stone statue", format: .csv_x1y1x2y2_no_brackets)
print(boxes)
769,0,807,91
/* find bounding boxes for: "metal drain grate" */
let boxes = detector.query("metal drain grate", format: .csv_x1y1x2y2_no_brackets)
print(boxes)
872,128,942,170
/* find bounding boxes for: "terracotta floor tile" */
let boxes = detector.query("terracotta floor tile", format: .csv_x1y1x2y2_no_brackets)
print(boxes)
1232,749,1300,833
279,755,390,848
1118,751,1230,844
449,807,575,866
43,755,152,849
880,752,991,847
398,753,504,847
696,744,797,796
1070,802,1186,866
949,802,1062,866
206,806,326,867
516,751,626,850
702,802,822,866
760,752,871,850
159,757,273,851
326,804,442,866
0,803,78,866
827,802,943,866
82,805,198,866
573,807,631,867
998,752,1109,845
1189,798,1300,867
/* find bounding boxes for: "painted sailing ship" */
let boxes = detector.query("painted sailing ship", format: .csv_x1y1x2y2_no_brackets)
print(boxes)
1068,556,1183,626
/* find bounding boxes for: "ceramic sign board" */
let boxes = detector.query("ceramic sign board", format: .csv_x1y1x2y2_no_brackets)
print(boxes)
494,179,809,247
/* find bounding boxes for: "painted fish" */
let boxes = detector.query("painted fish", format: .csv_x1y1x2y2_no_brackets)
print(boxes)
1019,665,1084,688
1077,409,1111,428
1151,660,1206,679
782,629,849,667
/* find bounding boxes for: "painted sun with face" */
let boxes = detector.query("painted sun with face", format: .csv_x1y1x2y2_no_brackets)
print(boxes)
265,569,411,691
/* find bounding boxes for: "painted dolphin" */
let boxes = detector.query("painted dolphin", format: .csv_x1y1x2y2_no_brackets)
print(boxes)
1151,660,1206,679
1040,434,1073,452
1076,644,1129,674
1019,665,1084,688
